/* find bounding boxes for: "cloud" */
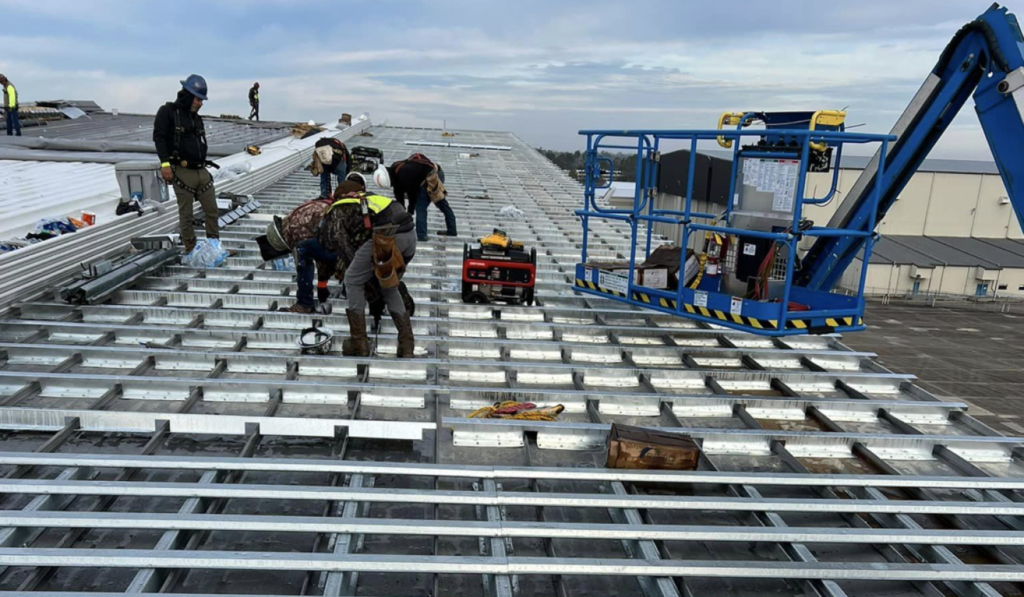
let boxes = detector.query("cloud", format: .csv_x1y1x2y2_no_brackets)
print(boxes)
0,0,1004,157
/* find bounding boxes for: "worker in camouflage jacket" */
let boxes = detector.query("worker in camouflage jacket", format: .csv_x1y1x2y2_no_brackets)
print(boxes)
255,173,414,322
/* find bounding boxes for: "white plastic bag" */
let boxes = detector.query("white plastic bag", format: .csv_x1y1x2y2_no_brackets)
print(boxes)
270,255,296,271
499,205,524,219
182,239,229,268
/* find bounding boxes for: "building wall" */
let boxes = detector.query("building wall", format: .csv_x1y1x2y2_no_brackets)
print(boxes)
854,261,1024,298
992,268,1024,295
848,262,943,296
791,168,1021,240
656,168,1024,240
972,175,1017,238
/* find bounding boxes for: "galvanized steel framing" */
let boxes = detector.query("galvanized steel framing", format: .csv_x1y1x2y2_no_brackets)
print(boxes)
0,125,1020,596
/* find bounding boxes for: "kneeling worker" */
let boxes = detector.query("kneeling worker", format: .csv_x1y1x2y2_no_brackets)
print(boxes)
322,167,417,357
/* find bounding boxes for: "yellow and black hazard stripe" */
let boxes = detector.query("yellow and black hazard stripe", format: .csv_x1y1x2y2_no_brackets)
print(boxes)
574,278,864,332
576,278,627,298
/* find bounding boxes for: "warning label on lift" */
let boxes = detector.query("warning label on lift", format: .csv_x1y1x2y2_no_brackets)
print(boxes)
742,158,800,213
600,271,628,295
730,296,743,315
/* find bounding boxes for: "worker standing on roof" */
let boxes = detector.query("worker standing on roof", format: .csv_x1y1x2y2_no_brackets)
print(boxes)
387,153,456,241
153,74,219,254
0,74,20,137
248,82,260,122
328,167,418,357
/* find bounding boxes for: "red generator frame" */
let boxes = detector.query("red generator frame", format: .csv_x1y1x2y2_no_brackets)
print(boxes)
461,243,537,306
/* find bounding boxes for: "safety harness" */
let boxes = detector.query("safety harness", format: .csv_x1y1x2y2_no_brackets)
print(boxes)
394,154,446,202
328,193,409,288
395,153,434,171
166,102,218,199
328,193,397,230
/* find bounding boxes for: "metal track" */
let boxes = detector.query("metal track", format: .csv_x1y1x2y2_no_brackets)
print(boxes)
0,125,1020,596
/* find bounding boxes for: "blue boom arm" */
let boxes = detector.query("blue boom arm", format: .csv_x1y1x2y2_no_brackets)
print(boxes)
799,3,1024,290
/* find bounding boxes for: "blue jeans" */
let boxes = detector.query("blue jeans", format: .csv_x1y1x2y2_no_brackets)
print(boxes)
4,108,20,136
319,160,348,198
411,166,456,239
414,189,457,240
295,238,338,309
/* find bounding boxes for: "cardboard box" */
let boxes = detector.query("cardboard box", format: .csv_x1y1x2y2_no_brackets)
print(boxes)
583,261,666,289
585,247,696,291
605,423,701,470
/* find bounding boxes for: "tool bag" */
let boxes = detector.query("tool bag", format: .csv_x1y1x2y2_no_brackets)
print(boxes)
309,139,349,176
372,233,406,289
606,423,700,470
424,170,447,203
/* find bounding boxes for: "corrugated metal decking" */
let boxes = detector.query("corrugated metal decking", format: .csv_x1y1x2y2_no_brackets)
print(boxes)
0,125,1021,596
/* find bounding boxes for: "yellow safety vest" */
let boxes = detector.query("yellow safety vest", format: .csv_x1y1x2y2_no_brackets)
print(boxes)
4,84,15,109
327,194,394,214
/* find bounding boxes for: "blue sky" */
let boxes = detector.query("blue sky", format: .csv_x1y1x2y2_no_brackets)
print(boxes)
0,0,1007,158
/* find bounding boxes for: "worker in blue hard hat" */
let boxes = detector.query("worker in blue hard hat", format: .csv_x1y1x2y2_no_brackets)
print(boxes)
153,74,220,254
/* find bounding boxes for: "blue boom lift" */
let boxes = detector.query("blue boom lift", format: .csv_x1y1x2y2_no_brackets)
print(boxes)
574,3,1024,336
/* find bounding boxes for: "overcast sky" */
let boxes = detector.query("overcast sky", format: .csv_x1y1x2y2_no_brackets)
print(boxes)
0,0,1007,159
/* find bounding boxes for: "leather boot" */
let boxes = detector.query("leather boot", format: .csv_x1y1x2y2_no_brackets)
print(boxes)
392,312,415,358
342,309,370,357
281,303,313,314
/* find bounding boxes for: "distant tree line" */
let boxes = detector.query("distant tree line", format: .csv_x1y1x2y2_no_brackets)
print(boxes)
537,148,638,182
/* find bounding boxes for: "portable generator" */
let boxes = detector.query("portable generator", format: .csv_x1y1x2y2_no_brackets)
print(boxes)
461,230,537,305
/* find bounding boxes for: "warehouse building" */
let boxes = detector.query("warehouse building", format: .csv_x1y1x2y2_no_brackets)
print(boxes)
648,149,1024,298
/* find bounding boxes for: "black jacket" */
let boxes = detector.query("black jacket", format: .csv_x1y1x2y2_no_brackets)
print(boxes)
153,90,208,167
249,86,259,105
388,160,434,210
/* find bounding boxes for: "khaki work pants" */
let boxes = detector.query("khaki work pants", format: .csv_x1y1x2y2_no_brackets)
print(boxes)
171,166,219,248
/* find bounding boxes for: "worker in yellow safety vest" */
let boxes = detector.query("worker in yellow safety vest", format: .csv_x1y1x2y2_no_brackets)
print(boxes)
248,82,260,122
318,169,418,357
0,74,20,137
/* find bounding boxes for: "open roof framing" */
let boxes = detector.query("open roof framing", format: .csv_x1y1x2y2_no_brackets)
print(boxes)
0,124,1021,596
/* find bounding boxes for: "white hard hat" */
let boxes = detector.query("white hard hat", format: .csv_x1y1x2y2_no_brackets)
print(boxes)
307,119,316,126
373,166,391,189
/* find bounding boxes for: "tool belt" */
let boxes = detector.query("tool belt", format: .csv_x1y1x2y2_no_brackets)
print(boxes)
372,232,406,289
172,167,216,200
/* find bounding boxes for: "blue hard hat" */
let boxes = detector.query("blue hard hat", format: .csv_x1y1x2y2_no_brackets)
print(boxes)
180,74,209,100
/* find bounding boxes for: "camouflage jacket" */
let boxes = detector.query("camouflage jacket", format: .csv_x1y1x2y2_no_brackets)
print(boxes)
317,200,371,267
281,198,332,248
282,198,336,281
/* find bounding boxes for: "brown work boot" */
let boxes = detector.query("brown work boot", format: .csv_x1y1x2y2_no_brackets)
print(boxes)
183,240,197,254
281,303,313,314
342,309,370,357
392,312,415,358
